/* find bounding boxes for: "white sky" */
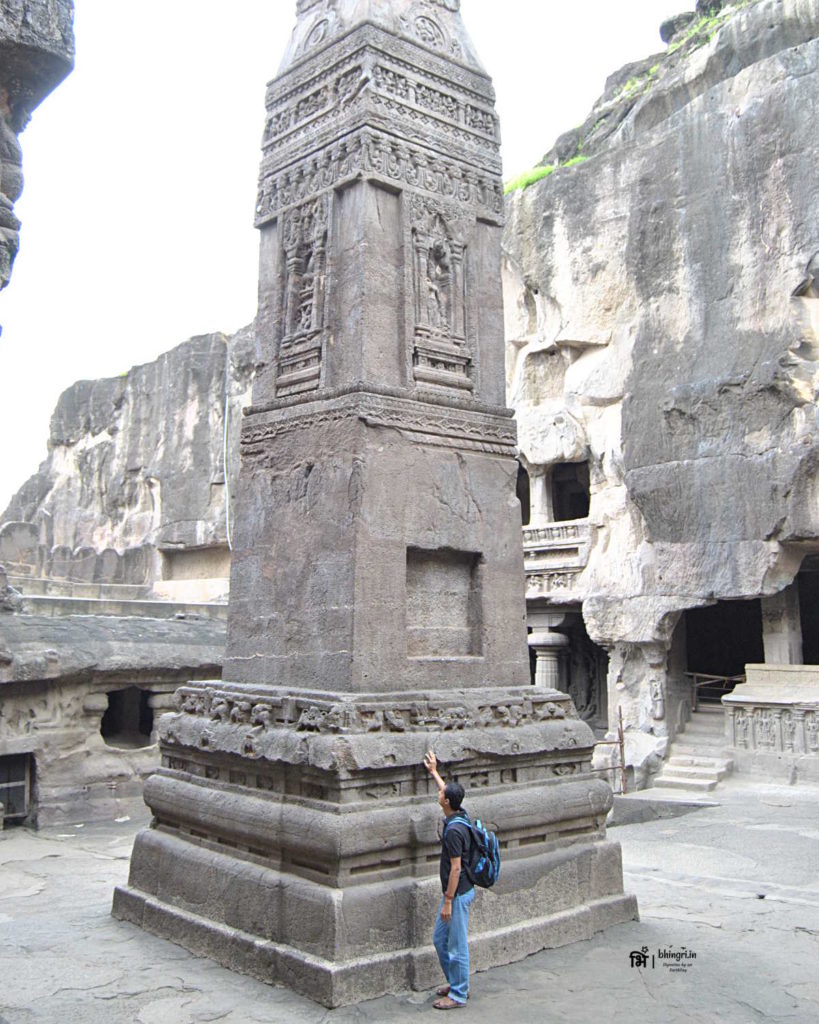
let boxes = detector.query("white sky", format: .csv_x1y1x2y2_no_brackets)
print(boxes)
0,0,683,512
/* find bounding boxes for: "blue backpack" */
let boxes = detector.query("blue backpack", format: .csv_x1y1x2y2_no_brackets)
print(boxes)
444,813,501,889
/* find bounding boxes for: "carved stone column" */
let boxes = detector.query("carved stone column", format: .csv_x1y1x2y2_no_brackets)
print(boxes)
761,583,803,665
114,0,636,1007
529,628,569,689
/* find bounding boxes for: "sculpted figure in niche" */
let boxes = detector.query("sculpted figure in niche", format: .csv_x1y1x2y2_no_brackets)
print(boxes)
650,678,665,721
784,714,796,751
807,715,818,751
298,249,315,332
426,241,451,332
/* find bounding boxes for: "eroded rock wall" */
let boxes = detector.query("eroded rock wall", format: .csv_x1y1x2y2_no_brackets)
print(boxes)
0,0,74,290
504,0,819,783
1,327,256,593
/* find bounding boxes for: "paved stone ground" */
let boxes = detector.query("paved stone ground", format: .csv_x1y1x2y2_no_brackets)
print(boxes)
1,778,818,1024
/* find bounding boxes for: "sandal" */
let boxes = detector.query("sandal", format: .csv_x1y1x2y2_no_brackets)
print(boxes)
433,996,466,1010
436,986,469,1000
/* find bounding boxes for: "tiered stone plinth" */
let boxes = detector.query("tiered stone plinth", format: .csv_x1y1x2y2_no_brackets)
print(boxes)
114,683,636,1007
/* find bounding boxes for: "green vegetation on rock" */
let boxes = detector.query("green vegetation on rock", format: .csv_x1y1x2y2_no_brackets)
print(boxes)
504,155,588,195
504,164,554,194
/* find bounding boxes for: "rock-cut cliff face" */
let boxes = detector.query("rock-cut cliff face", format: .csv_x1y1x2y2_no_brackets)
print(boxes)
504,0,819,780
1,328,256,597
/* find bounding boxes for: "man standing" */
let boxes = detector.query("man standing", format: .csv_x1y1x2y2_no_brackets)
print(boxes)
424,749,475,1010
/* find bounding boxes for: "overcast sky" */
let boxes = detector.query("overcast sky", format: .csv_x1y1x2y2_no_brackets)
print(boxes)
0,0,684,512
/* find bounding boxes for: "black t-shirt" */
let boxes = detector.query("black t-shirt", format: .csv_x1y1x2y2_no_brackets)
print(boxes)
440,813,474,896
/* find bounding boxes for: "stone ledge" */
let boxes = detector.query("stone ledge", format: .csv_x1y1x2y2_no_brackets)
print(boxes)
113,866,637,1009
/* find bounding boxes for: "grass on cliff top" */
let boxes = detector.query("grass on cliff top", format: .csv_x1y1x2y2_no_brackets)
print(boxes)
504,156,587,195
610,1,759,104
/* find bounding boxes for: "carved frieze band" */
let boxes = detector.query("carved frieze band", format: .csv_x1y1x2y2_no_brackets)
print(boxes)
256,129,503,227
159,756,587,808
261,61,497,168
526,570,585,596
274,20,494,109
728,706,819,755
240,395,518,461
168,687,579,738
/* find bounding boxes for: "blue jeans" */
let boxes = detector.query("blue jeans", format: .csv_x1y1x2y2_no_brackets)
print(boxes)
433,888,475,1004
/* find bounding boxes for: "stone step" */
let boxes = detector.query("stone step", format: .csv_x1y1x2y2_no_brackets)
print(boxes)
680,722,726,737
651,775,719,792
667,754,734,773
683,714,725,728
8,575,152,601
662,762,729,782
672,742,731,759
681,727,725,742
20,594,228,621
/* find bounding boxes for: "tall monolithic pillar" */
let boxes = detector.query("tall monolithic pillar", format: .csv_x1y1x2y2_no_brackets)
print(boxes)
114,1,636,1007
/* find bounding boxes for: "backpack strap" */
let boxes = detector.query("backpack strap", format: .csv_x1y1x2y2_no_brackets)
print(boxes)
442,812,472,838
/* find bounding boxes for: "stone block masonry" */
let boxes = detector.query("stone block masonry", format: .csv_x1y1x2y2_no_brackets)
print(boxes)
113,0,637,1007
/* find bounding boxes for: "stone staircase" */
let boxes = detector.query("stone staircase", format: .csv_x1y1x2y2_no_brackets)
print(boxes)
652,704,733,792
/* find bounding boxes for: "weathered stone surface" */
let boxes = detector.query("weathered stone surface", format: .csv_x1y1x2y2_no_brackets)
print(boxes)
724,664,819,782
117,0,634,1007
0,0,74,290
660,13,697,44
1,327,256,596
0,611,225,825
504,0,819,783
0,562,21,611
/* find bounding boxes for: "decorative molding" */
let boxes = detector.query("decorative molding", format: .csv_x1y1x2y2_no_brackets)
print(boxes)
526,570,584,597
166,686,579,741
271,23,495,109
256,129,503,227
728,705,819,755
240,392,518,461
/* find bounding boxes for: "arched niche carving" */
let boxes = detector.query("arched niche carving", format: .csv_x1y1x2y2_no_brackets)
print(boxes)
410,196,471,392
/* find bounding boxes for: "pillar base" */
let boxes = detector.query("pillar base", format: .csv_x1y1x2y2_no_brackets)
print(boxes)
114,833,637,1008
113,682,638,1008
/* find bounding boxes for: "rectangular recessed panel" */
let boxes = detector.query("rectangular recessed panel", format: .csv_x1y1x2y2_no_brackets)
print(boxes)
406,547,482,658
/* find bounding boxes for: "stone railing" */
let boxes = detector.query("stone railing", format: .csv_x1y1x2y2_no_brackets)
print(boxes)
522,519,592,602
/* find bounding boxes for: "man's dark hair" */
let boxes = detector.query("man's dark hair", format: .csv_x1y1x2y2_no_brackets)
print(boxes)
444,781,465,811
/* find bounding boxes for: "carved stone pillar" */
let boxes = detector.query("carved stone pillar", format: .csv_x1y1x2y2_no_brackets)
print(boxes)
529,471,552,527
114,0,636,1007
773,709,784,752
529,628,569,689
761,583,803,665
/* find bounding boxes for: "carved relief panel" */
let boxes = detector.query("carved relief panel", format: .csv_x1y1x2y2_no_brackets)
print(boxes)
410,195,472,392
276,196,330,397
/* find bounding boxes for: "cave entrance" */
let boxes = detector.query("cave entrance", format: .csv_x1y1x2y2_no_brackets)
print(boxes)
684,599,764,704
101,687,154,748
0,754,33,826
560,613,609,734
797,562,819,665
551,462,590,522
